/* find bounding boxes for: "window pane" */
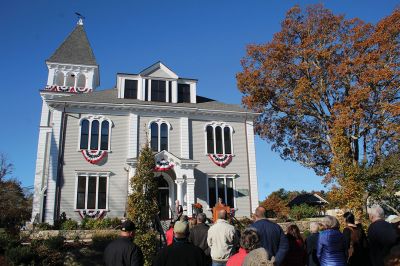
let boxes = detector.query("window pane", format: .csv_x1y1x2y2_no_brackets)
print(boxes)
217,178,226,205
150,123,158,152
224,127,231,154
168,81,172,102
77,74,86,88
215,126,223,154
160,123,168,151
177,84,190,103
151,80,166,102
100,121,109,150
208,178,216,208
226,178,234,208
66,73,75,87
90,120,99,150
124,79,138,99
80,120,89,149
145,79,149,101
98,177,107,209
206,126,214,154
87,176,96,209
77,176,86,209
54,72,64,86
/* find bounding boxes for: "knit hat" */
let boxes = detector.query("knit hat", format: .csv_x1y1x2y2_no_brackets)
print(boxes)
174,221,188,234
242,248,275,266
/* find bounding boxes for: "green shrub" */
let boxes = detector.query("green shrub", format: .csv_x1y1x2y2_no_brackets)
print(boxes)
5,246,35,265
92,231,119,250
134,230,158,266
35,222,53,230
81,217,121,230
61,219,78,230
303,229,311,238
44,236,65,250
289,204,319,220
0,233,19,254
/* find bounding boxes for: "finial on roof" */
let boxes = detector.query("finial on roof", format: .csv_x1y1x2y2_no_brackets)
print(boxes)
75,12,85,25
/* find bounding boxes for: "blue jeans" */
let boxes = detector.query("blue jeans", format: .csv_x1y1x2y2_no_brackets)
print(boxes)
212,262,226,266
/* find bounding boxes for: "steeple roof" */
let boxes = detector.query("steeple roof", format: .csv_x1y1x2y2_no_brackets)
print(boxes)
47,24,97,66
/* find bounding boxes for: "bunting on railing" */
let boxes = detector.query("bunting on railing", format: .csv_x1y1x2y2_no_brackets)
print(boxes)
45,85,92,93
154,159,174,171
77,210,106,219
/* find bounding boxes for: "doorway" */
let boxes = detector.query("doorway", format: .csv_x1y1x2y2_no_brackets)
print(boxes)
157,176,170,220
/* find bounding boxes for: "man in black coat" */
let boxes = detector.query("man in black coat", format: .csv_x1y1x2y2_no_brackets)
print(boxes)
104,220,144,266
189,213,211,264
367,205,397,266
153,221,206,266
305,222,320,266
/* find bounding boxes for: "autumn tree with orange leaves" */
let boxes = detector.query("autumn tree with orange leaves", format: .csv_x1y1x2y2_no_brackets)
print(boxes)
237,5,400,217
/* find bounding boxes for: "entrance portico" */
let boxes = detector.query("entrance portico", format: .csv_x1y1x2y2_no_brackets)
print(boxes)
127,150,199,218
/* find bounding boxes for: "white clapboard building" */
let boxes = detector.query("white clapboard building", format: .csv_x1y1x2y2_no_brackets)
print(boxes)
31,20,259,224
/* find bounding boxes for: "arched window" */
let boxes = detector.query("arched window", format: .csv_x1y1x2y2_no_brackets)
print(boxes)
79,116,112,151
206,126,214,154
100,121,109,150
149,120,171,152
204,123,234,155
224,127,231,154
65,72,75,87
80,119,89,149
215,126,223,154
54,72,64,86
77,74,86,88
160,123,168,151
150,123,159,152
90,120,99,150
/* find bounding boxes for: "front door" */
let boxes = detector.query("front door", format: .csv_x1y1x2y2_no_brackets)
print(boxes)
157,177,170,220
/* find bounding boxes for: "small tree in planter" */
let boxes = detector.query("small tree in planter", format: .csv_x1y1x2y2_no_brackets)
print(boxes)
127,144,158,266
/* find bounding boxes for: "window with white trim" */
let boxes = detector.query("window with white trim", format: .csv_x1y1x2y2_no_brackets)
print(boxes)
205,123,233,155
76,173,108,210
149,119,171,152
79,116,112,151
208,176,235,208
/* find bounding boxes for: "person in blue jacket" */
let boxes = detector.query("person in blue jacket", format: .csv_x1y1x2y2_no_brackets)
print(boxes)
250,206,289,266
317,215,346,266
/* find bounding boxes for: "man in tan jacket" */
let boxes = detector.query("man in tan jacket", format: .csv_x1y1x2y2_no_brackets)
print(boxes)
207,210,239,266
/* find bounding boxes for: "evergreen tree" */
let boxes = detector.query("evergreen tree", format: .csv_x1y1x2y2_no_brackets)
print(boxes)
127,144,158,266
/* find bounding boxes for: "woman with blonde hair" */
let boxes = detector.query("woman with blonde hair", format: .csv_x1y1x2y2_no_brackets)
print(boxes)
317,215,346,266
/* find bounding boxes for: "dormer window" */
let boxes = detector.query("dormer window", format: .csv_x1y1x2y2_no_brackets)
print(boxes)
151,80,166,102
124,79,138,99
178,83,191,103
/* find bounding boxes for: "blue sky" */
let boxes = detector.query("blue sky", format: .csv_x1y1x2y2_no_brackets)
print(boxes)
0,0,398,200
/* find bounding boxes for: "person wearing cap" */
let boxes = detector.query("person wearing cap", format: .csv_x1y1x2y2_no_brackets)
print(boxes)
104,219,144,266
153,220,206,266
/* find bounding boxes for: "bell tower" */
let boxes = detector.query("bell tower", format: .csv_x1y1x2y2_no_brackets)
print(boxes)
45,18,99,93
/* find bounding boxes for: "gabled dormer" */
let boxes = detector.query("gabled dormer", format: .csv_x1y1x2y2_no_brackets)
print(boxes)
45,19,99,94
117,62,197,103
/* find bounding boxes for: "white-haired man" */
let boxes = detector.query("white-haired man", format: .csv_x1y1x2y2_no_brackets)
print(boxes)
367,205,397,266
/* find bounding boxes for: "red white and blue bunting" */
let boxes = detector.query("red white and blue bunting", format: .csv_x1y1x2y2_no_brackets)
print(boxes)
154,159,174,172
77,210,106,219
82,150,107,164
208,154,232,167
45,85,92,94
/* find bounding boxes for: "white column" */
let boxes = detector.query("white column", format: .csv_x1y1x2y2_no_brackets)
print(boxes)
180,117,189,158
47,67,55,86
44,109,63,224
175,178,185,208
166,81,169,102
87,70,94,90
186,178,196,217
190,83,197,103
127,113,138,158
137,78,143,100
172,80,178,103
246,120,259,214
128,166,136,195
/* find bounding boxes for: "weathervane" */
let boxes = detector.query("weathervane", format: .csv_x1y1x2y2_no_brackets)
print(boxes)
75,12,85,25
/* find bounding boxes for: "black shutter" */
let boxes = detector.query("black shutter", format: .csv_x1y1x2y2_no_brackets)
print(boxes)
168,81,172,102
124,80,138,99
178,84,191,103
145,79,149,101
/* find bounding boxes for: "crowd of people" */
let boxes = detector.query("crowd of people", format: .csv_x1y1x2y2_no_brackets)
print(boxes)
104,204,400,266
